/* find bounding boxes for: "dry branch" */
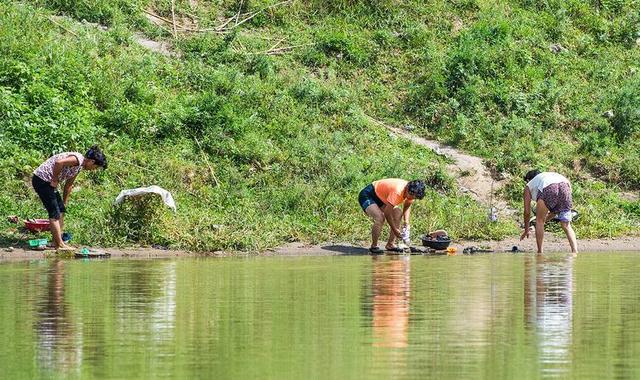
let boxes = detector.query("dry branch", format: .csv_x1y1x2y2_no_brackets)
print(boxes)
194,138,220,187
267,38,285,51
48,17,78,37
249,42,315,55
170,0,178,38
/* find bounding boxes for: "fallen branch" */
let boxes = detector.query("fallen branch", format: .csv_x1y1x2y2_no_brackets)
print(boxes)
228,9,261,29
48,17,78,37
194,138,221,187
267,38,285,51
143,10,180,28
143,0,291,36
215,15,236,31
234,0,244,26
144,9,227,34
226,0,292,30
249,42,315,55
110,156,158,175
170,0,178,38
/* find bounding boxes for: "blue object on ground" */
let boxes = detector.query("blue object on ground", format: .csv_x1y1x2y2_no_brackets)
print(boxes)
62,232,72,242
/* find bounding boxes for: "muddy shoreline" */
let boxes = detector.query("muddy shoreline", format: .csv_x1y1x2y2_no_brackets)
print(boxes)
1,235,639,262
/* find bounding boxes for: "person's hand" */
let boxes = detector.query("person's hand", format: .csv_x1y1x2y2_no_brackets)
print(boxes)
401,224,410,240
50,180,58,188
520,227,530,240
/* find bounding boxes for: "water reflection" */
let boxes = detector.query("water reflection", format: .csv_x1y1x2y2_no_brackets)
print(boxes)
524,255,574,377
371,256,411,348
34,260,82,375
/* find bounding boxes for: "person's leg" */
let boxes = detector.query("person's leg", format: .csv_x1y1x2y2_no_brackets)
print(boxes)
560,222,578,255
385,206,402,249
49,218,65,248
535,199,549,254
33,177,67,249
556,182,576,255
365,204,385,249
54,190,66,236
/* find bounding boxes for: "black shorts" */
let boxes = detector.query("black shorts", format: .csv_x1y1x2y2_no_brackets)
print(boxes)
358,184,385,212
32,175,65,219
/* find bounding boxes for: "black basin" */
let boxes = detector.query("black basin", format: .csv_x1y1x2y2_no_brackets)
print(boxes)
421,236,451,250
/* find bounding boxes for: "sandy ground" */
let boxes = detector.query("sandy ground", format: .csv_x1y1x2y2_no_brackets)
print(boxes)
273,236,640,256
0,246,201,262
1,235,639,262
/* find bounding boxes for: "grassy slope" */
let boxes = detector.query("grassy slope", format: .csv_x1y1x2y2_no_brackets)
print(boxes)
0,0,638,251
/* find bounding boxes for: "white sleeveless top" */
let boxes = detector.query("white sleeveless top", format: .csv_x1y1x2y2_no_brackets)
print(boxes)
526,172,569,200
33,152,84,183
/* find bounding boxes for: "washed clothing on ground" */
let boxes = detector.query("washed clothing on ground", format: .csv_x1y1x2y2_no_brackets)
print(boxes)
32,175,65,219
373,178,408,207
359,184,385,211
33,152,84,183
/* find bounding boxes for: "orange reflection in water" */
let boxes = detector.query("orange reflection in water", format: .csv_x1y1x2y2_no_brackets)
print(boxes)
372,256,411,348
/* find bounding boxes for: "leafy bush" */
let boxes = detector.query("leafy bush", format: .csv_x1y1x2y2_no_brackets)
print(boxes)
611,75,640,141
31,0,147,25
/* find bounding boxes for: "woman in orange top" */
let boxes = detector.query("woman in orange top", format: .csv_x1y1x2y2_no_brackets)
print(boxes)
358,179,426,253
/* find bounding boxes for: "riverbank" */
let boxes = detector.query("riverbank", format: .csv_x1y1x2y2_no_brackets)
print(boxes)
1,235,639,262
273,236,640,256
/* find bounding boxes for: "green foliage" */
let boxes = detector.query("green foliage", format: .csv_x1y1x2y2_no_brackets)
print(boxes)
313,24,373,66
109,196,172,245
611,75,640,141
31,0,147,25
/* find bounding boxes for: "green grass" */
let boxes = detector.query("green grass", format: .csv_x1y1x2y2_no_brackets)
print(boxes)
0,0,638,251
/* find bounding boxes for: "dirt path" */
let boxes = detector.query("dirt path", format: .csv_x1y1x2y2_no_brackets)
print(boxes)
374,120,516,216
49,15,178,57
132,32,177,57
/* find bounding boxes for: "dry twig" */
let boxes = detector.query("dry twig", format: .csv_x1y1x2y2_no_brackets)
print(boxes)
249,42,315,55
170,0,178,38
48,17,78,37
267,38,285,51
194,138,221,187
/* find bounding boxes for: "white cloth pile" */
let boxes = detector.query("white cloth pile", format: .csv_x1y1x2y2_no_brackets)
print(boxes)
114,185,176,212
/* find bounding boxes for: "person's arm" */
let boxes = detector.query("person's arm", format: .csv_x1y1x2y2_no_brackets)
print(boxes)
383,205,402,239
62,176,76,205
50,155,81,188
521,187,532,240
402,199,413,226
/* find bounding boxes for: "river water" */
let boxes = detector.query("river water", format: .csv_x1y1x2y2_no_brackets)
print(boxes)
1,253,639,379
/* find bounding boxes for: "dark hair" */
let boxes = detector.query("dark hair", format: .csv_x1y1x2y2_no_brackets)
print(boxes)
524,169,540,182
407,180,426,199
86,145,107,169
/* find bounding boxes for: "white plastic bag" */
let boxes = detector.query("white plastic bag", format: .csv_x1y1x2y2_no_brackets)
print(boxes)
114,185,176,212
